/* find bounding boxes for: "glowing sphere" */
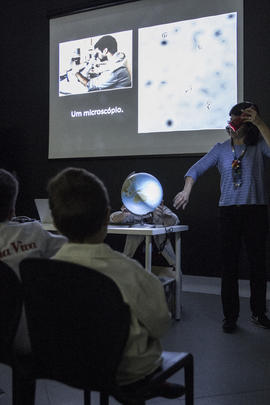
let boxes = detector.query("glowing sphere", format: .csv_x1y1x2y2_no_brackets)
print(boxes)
121,172,163,215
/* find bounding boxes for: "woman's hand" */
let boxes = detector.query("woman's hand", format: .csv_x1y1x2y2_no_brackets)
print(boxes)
241,106,262,126
241,106,270,146
173,190,190,210
173,176,194,210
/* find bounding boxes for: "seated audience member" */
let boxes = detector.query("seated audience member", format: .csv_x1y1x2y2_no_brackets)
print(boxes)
0,168,67,352
47,167,182,397
110,203,179,267
0,169,66,277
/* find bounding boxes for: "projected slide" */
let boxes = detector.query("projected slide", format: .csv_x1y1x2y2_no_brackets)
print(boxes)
138,13,237,133
49,0,243,158
59,30,132,96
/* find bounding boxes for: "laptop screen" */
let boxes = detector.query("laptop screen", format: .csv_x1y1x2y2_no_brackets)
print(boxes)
34,199,53,224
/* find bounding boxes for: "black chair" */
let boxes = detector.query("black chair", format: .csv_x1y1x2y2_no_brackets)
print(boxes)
0,261,32,405
20,257,194,405
0,261,22,364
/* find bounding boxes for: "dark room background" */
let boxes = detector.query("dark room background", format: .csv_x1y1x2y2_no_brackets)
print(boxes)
1,0,270,279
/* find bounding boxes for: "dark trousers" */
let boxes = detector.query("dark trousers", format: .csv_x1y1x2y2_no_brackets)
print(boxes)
218,205,268,320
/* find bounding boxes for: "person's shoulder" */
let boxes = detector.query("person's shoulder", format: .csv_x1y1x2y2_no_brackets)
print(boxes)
208,140,229,153
105,243,152,271
20,219,43,229
2,219,40,228
0,219,45,238
215,140,229,148
105,243,140,263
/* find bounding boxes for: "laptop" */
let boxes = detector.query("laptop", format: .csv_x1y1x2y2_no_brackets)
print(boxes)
34,199,53,224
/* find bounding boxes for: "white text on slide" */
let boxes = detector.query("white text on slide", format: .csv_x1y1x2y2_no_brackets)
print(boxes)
71,106,124,118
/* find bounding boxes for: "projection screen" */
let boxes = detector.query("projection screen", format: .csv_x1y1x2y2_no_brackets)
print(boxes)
49,0,243,158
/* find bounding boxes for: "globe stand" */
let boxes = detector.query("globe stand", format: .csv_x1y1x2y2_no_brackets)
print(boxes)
134,217,155,228
130,213,156,228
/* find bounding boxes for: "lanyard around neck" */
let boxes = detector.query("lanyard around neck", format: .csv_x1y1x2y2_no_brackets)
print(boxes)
231,138,247,161
231,138,247,188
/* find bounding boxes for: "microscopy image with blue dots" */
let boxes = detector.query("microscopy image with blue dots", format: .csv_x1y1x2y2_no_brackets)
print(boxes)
138,12,237,133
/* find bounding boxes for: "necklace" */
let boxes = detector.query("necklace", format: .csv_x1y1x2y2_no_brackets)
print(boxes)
231,138,247,188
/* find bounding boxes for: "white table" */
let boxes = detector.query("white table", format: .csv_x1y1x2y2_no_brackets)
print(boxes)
43,223,188,320
107,224,188,320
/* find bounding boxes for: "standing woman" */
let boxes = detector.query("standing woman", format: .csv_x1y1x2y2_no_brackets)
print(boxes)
173,101,270,333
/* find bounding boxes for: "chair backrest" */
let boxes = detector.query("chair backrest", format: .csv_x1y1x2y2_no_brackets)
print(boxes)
0,261,23,364
19,257,130,391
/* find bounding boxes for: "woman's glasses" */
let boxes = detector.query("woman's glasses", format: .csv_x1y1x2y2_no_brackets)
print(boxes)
226,116,244,133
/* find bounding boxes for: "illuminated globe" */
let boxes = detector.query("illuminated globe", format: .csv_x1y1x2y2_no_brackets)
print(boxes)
121,172,163,215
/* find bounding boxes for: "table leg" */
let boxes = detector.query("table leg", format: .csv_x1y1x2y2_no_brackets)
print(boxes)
145,235,152,272
175,232,182,320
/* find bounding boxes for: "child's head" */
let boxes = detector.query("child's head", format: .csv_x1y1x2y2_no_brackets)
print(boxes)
48,167,110,242
0,169,18,222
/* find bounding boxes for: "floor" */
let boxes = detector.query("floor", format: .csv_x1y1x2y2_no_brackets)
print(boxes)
1,290,270,405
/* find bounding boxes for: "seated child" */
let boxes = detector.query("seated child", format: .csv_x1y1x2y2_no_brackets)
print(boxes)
0,169,66,277
110,203,180,267
0,168,67,352
47,167,182,397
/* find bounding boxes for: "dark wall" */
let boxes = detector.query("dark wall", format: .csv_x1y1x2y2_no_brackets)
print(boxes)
1,0,270,279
